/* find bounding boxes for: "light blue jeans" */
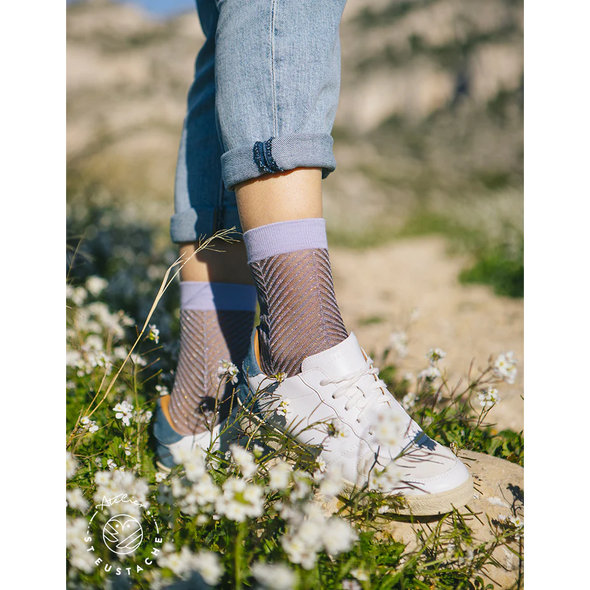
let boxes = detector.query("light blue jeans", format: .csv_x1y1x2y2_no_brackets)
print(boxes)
170,0,347,243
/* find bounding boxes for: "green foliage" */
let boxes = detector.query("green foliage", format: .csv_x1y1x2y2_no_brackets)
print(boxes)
375,347,524,468
460,247,524,298
401,206,524,298
66,203,523,589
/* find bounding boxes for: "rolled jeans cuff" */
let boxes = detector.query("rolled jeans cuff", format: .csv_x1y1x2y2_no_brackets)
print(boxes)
220,133,336,190
169,205,242,243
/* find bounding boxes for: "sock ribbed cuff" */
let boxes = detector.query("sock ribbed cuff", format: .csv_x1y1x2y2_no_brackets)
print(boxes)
242,218,328,263
180,281,258,311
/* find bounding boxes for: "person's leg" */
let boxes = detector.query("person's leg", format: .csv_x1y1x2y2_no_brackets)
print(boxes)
165,243,256,436
163,0,256,438
237,170,348,377
214,0,344,189
233,168,322,232
215,0,349,376
209,0,472,513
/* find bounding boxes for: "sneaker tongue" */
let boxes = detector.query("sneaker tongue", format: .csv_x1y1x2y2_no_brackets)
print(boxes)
300,332,367,379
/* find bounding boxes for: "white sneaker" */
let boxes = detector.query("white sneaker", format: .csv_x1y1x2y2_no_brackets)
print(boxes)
153,396,238,472
237,330,473,515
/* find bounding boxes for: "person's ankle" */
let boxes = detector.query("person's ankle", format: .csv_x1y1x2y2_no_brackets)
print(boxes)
159,395,184,435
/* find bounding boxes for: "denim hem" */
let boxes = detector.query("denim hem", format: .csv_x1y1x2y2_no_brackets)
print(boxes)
170,206,242,243
220,132,336,190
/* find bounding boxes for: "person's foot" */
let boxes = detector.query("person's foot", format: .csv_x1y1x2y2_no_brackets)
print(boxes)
152,395,225,472
237,330,473,516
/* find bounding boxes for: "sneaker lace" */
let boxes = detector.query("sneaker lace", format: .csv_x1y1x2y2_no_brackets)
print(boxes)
319,357,390,422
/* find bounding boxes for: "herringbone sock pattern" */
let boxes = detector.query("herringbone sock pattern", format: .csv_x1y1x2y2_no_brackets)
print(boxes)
250,248,348,378
168,309,255,435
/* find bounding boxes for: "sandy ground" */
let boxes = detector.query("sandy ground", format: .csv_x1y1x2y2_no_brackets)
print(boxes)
330,236,524,432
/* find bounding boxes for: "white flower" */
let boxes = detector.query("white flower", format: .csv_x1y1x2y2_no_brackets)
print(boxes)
155,472,168,483
281,505,354,570
426,348,446,365
401,391,417,411
276,399,291,417
230,444,257,478
66,350,82,368
321,517,357,555
509,515,524,530
66,517,88,549
217,360,239,384
315,456,326,473
95,471,110,485
172,446,206,482
252,562,297,590
193,550,223,585
66,517,95,573
215,477,264,522
79,302,133,339
342,581,361,590
281,504,326,570
269,459,292,491
418,366,441,382
290,471,311,502
85,276,108,296
282,534,318,570
107,458,117,471
351,568,369,581
280,506,325,570
133,407,153,424
328,418,349,439
69,286,88,306
253,443,264,458
148,324,160,344
80,416,98,432
66,488,89,511
493,352,518,384
155,384,169,396
111,346,127,361
369,461,404,492
389,331,408,358
478,387,501,408
158,546,197,578
319,464,344,501
373,409,405,447
93,468,149,518
274,372,287,383
66,452,78,479
130,352,147,366
192,473,221,507
113,401,134,427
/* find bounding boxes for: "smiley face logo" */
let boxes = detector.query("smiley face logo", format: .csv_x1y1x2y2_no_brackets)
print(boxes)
102,514,144,555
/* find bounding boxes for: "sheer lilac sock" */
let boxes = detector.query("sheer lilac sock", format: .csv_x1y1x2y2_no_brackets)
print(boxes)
243,218,348,378
168,281,257,435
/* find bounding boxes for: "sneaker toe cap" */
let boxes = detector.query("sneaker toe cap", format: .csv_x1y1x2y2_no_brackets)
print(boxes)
393,442,471,496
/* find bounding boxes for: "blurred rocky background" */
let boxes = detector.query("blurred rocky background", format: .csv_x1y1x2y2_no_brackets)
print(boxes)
67,0,523,250
67,0,524,431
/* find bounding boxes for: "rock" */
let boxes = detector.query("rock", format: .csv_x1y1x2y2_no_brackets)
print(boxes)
382,450,524,589
320,450,523,588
